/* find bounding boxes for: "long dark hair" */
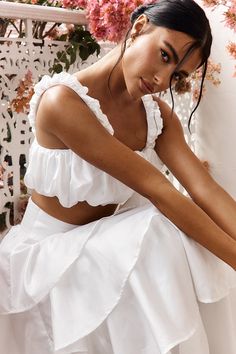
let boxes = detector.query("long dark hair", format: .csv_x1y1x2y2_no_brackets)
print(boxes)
109,0,212,129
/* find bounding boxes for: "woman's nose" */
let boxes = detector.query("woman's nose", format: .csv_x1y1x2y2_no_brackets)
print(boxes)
153,73,169,91
153,67,174,91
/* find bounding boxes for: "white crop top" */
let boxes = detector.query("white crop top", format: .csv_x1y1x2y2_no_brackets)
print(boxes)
24,72,164,207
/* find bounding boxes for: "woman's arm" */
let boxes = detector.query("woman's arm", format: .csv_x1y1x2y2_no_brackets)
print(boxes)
36,86,236,269
155,97,236,242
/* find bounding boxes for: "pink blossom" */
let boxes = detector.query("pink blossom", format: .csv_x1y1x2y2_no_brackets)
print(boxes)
224,4,236,32
61,0,87,9
201,0,236,78
0,164,5,188
180,59,222,99
86,0,156,43
227,41,236,59
201,0,221,7
16,193,30,224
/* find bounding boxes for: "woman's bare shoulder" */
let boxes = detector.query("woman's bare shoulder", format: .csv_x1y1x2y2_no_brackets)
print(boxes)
36,84,85,130
152,96,171,116
152,95,184,135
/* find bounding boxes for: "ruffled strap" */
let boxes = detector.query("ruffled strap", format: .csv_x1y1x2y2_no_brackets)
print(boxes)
28,72,114,135
141,95,163,149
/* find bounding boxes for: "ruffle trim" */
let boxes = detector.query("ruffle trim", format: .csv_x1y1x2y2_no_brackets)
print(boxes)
28,72,114,135
142,94,163,149
28,72,163,147
25,73,165,208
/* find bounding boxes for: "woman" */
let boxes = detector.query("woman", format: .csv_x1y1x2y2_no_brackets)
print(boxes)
0,0,236,353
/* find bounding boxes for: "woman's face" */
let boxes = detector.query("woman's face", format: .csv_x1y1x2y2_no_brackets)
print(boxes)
122,16,203,100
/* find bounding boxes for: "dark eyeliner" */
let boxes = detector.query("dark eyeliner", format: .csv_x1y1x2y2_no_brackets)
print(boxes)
160,49,170,63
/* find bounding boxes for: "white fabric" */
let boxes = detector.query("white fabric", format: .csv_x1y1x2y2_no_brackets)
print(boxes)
0,199,235,354
24,72,164,207
0,72,235,353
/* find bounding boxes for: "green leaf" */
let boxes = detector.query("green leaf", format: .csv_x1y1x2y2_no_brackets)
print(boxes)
79,45,89,61
56,51,63,59
65,60,70,71
58,34,68,42
69,49,77,65
66,46,73,55
88,41,100,55
59,52,68,63
53,63,63,73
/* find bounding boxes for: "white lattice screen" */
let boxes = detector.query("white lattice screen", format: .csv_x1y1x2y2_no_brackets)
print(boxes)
0,1,194,236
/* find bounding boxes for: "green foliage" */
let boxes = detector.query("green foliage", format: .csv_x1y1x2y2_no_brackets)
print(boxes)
0,212,6,232
0,202,12,231
50,26,100,75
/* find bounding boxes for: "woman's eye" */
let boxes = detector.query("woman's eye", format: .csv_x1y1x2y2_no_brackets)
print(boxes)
161,49,169,63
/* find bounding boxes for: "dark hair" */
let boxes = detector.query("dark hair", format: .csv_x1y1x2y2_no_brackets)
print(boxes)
109,0,212,130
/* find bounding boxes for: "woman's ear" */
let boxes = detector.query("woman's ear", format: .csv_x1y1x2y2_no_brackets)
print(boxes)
130,14,149,38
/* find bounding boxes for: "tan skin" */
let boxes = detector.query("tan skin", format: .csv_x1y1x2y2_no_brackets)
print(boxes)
32,15,236,269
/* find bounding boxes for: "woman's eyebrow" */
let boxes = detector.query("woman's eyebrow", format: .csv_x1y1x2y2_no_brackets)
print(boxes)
163,40,179,63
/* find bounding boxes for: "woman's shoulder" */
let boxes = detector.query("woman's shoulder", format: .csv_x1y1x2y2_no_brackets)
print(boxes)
152,95,184,135
37,72,89,111
33,72,114,137
35,81,85,134
39,82,83,112
152,96,172,122
28,72,88,134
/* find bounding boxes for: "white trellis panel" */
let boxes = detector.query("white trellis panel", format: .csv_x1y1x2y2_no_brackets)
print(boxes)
0,2,108,236
0,1,194,236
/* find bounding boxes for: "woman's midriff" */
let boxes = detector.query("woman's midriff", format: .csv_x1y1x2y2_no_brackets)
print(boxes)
31,190,118,225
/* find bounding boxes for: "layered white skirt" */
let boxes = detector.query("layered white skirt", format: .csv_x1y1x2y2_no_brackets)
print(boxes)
0,198,236,354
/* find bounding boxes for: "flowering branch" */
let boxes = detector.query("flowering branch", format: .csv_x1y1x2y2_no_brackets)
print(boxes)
6,0,224,115
11,70,35,114
60,0,157,43
174,59,221,100
226,41,236,76
201,0,236,76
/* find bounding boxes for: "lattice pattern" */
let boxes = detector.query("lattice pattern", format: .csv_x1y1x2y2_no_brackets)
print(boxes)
0,25,109,235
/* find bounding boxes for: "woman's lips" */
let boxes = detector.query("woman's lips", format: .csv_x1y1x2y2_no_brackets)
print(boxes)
140,78,154,94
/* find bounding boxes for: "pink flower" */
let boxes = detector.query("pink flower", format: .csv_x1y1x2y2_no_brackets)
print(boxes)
224,4,236,32
180,59,221,99
227,41,236,59
201,0,221,7
86,0,156,43
11,70,34,114
201,0,236,78
61,0,87,9
15,193,30,224
0,164,5,188
46,27,60,40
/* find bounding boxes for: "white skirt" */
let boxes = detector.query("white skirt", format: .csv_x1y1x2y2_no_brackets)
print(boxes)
0,198,235,354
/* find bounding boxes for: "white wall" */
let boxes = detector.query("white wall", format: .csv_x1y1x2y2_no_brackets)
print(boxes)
195,5,236,198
